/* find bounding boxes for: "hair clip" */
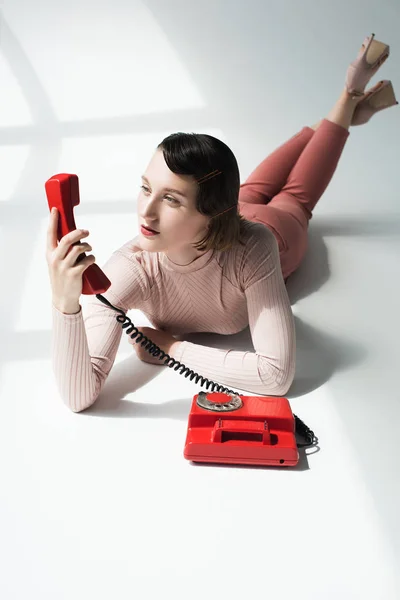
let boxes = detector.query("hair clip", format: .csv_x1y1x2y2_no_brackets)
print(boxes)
196,169,222,184
211,203,237,219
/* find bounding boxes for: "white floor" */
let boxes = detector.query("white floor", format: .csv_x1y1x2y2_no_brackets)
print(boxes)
1,2,399,599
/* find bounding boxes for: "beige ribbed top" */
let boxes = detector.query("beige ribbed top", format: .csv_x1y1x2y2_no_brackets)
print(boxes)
52,221,296,412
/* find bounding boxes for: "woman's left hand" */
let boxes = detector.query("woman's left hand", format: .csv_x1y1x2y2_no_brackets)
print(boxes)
128,326,179,365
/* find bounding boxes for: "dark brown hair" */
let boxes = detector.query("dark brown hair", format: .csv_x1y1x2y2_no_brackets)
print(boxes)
157,132,248,252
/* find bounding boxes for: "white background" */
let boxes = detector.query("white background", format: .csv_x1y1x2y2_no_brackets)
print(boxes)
0,1,399,598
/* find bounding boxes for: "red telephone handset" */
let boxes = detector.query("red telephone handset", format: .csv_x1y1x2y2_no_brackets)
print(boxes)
45,173,111,295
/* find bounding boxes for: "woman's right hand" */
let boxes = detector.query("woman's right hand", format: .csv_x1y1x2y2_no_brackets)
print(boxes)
46,208,96,313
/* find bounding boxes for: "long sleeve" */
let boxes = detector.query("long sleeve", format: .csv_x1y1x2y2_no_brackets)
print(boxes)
171,232,296,396
51,245,150,412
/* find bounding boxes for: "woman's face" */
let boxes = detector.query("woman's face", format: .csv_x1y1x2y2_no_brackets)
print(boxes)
137,149,211,263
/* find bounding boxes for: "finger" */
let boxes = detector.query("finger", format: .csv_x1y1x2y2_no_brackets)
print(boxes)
47,208,59,251
65,243,92,268
73,253,96,272
57,228,90,261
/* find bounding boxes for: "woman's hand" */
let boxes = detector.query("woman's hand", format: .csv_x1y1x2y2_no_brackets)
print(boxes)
46,208,95,313
128,326,180,365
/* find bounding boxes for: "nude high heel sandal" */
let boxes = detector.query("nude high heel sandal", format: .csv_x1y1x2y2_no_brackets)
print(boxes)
346,33,390,96
351,80,398,126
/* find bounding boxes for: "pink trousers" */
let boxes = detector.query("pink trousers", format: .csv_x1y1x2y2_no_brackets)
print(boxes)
238,119,350,281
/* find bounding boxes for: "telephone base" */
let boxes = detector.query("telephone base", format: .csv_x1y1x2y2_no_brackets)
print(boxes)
184,391,299,467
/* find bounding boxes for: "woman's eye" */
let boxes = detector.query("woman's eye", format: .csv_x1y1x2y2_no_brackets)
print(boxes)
140,185,178,204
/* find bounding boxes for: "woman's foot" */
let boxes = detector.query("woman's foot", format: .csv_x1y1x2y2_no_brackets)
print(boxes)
325,87,367,131
351,80,398,126
345,33,390,97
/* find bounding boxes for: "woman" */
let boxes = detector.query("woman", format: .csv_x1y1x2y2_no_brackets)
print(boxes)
48,34,397,413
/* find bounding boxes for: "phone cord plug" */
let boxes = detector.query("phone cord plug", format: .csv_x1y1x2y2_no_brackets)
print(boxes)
96,293,318,449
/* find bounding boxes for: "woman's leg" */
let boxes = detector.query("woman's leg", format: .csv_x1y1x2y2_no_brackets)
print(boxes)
268,88,359,221
239,88,362,280
238,126,316,205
